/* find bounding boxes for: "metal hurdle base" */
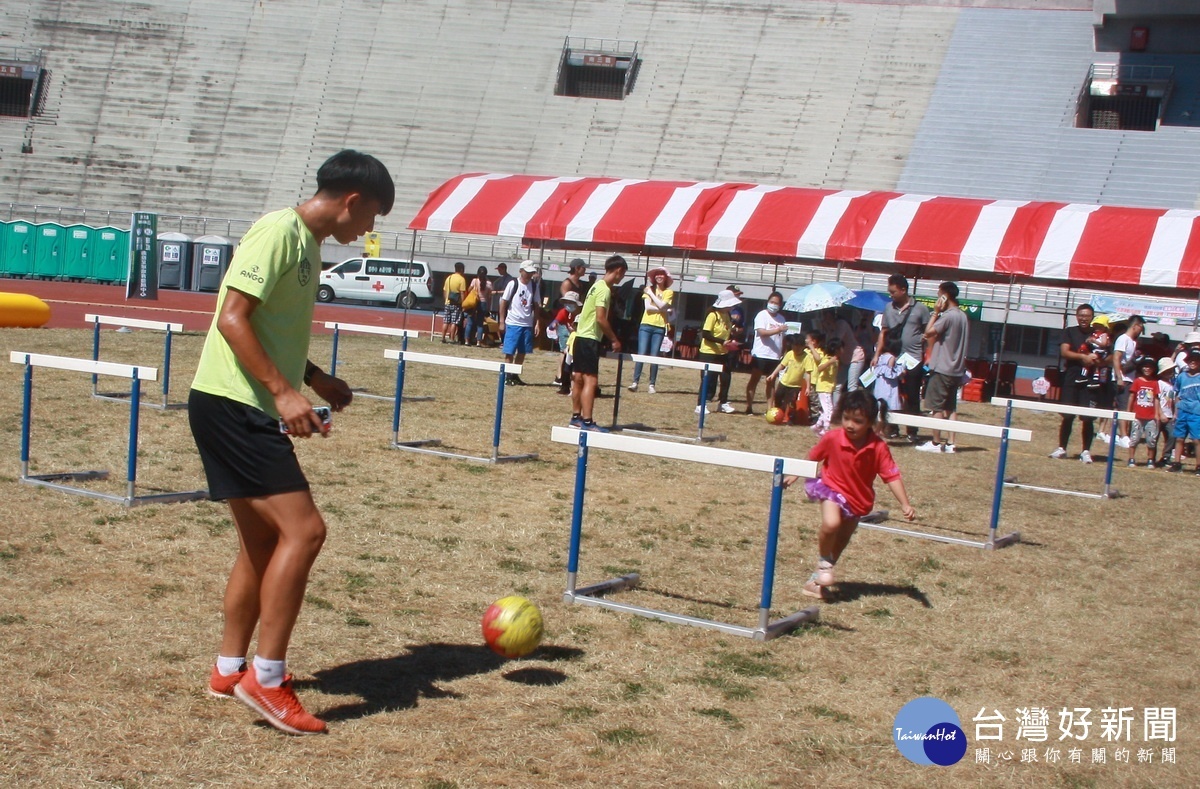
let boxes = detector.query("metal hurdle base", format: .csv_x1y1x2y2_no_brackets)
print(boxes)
1002,477,1122,500
92,390,187,410
857,510,1021,550
617,425,725,444
390,438,538,464
563,572,820,641
20,470,208,507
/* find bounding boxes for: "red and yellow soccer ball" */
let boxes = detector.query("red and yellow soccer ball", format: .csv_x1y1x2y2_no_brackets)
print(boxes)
765,407,787,425
481,596,544,659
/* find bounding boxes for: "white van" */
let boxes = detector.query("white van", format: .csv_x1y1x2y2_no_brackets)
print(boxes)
317,257,434,309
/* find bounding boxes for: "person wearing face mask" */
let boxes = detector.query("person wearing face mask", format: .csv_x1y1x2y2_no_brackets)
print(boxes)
745,291,789,414
550,291,581,394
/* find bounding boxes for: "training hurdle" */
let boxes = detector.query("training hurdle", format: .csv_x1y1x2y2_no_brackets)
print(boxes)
12,352,208,506
857,412,1031,550
609,353,725,443
323,321,431,402
383,349,537,463
992,397,1134,499
86,313,186,409
551,425,820,640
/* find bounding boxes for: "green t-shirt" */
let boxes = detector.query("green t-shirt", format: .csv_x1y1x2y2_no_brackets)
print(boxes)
576,280,612,342
191,208,320,417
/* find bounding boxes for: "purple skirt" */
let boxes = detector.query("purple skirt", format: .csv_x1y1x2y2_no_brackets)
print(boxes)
804,477,856,520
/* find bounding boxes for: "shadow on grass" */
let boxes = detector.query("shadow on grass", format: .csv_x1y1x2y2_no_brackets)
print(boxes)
296,642,584,722
828,581,932,608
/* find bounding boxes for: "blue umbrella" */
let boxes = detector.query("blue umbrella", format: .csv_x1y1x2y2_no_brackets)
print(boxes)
847,290,890,313
783,281,854,314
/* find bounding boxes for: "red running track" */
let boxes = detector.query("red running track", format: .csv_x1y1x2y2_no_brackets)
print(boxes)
1,279,441,335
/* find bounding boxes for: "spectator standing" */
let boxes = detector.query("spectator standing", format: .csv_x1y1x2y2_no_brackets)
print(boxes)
916,281,969,454
1126,356,1163,467
847,310,878,391
872,274,931,442
872,336,903,415
1166,349,1200,473
696,289,741,414
441,261,467,344
745,291,788,414
1156,358,1177,467
1049,304,1106,463
550,291,581,395
629,267,675,394
818,308,857,400
1106,315,1144,448
463,265,492,347
569,255,627,431
498,260,542,386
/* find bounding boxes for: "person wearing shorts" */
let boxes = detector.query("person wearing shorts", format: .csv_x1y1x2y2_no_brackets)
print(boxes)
499,260,542,385
569,255,627,431
189,150,393,735
917,281,969,454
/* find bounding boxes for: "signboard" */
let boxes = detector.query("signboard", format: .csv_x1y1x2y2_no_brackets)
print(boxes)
126,212,158,300
914,295,983,320
1086,293,1196,324
583,54,616,67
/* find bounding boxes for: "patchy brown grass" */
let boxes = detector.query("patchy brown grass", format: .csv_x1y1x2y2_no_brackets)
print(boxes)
0,326,1196,787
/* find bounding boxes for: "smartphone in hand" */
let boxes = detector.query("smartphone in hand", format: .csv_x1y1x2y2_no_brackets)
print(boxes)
279,406,332,434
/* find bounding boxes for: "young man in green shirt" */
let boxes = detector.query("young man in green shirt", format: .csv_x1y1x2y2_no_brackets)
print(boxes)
189,150,394,735
570,255,627,431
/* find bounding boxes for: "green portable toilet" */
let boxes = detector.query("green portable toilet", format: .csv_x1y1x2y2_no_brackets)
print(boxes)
5,221,35,277
33,223,64,279
0,221,7,277
92,226,128,284
63,224,95,281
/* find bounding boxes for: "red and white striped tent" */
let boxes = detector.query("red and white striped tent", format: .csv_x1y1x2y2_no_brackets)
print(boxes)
409,173,1200,295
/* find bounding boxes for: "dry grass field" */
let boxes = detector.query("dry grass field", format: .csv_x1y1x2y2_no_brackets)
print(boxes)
0,326,1196,788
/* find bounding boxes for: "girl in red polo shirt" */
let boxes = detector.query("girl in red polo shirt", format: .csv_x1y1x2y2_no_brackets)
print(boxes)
784,389,916,600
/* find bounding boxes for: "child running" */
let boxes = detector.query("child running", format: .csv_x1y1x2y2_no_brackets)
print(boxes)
784,389,916,600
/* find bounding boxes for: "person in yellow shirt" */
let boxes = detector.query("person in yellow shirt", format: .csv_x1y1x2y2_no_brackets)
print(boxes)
812,335,844,435
697,289,741,414
629,267,675,394
441,261,467,343
766,333,808,413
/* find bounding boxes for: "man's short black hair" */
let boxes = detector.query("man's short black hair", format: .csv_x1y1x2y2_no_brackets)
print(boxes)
604,254,628,273
939,281,959,301
454,261,465,273
316,150,395,215
887,273,909,292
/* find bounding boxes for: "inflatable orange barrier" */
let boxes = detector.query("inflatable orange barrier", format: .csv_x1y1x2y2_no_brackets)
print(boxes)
0,293,51,328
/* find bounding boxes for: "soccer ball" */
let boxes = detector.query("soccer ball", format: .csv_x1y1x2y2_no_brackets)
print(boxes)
481,596,544,659
765,407,786,425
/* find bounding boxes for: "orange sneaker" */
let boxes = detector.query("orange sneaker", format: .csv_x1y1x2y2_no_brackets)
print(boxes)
233,667,327,735
208,663,247,699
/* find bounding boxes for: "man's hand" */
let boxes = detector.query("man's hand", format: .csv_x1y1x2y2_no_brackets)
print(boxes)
276,388,325,438
310,369,353,412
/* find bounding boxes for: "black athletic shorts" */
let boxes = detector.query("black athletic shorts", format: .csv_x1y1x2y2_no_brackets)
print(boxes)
188,389,310,501
753,355,780,374
573,337,602,376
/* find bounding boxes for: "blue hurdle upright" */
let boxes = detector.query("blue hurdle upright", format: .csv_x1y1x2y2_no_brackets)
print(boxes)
991,397,1134,499
87,313,186,409
550,425,819,640
857,412,1030,550
609,353,725,443
384,349,537,463
324,321,432,402
12,352,208,506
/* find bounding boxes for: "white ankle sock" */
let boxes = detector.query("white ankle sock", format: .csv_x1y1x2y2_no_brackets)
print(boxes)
253,655,287,687
216,655,246,676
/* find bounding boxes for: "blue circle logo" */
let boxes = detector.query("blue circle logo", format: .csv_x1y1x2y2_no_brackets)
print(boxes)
893,697,967,766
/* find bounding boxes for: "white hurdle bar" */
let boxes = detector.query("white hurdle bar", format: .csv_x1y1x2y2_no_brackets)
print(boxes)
11,352,208,506
992,397,1134,499
609,353,725,443
86,313,186,409
324,322,431,402
384,349,537,463
551,426,820,640
856,412,1032,550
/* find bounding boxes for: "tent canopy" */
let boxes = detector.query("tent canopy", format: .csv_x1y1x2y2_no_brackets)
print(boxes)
409,173,1200,295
